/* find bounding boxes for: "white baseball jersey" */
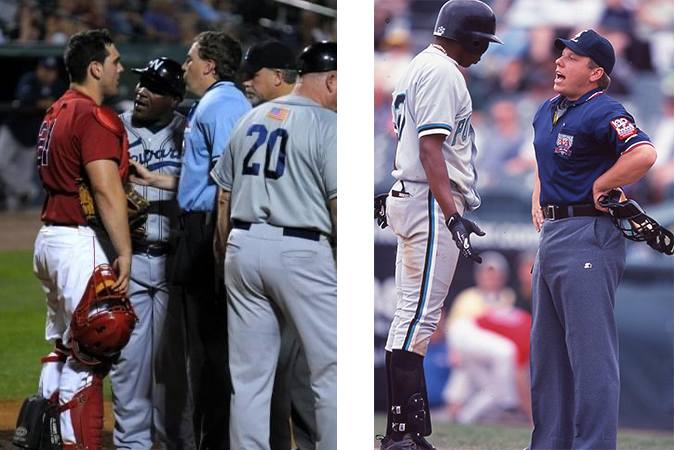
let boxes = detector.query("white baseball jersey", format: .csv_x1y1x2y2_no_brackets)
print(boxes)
121,111,185,243
391,45,481,211
211,94,337,236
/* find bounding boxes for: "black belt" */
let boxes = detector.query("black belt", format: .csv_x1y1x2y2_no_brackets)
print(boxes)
232,220,321,241
44,222,79,228
391,180,411,198
542,204,605,221
133,241,172,256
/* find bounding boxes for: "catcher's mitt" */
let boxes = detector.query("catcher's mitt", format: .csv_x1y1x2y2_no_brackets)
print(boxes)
78,182,149,239
597,189,673,255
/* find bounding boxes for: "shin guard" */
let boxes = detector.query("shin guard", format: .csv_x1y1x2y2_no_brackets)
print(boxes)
391,393,425,437
60,373,104,450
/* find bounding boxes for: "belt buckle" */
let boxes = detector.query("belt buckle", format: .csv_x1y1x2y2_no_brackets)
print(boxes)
545,205,557,220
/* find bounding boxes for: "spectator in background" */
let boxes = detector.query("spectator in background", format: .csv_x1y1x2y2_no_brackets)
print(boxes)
11,0,43,42
144,0,182,43
0,57,67,210
642,95,674,205
443,251,531,425
423,309,451,409
514,250,536,314
475,99,528,189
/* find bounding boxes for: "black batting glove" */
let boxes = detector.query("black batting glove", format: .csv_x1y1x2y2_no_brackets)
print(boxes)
446,212,485,263
374,193,388,229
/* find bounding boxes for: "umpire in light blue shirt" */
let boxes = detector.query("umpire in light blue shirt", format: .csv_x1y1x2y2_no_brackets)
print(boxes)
176,30,251,450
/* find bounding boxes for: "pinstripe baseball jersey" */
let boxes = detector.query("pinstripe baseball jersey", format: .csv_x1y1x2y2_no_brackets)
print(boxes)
210,94,337,236
391,45,481,211
121,111,186,243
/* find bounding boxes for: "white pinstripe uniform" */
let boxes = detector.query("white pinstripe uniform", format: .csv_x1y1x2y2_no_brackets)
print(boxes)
385,44,481,357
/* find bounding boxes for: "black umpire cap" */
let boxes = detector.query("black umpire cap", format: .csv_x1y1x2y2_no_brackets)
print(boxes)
131,57,185,97
240,40,296,81
297,41,337,75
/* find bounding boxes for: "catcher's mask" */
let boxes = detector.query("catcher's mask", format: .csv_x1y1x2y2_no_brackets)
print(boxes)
597,189,674,255
70,264,137,366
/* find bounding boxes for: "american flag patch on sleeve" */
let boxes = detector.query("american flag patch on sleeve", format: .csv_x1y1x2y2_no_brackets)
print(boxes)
267,107,289,121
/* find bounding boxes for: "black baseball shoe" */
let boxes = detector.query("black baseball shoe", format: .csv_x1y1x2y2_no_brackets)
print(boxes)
412,434,437,450
376,434,393,449
385,433,421,450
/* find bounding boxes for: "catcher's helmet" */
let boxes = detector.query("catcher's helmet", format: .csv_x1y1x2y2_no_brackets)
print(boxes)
433,0,503,56
70,265,137,366
132,57,185,97
297,41,337,75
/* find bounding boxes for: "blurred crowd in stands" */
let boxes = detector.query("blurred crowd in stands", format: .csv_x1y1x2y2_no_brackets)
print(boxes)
0,0,336,48
0,0,335,210
374,0,674,427
375,0,673,211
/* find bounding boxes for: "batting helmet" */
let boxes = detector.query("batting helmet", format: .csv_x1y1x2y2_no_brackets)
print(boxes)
297,41,337,75
131,57,185,97
433,0,503,56
70,265,137,366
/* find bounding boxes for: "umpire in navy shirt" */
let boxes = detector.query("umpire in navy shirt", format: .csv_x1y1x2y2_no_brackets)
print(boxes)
528,29,657,450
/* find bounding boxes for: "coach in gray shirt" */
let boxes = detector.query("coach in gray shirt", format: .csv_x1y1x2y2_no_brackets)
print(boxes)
210,41,337,450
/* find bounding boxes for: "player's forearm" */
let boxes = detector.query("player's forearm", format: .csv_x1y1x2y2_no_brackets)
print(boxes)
420,134,458,220
86,160,132,258
94,179,132,259
532,163,541,205
151,173,179,191
593,144,657,193
214,188,231,256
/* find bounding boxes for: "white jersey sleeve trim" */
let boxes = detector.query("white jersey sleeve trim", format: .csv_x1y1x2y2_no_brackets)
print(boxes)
419,127,452,138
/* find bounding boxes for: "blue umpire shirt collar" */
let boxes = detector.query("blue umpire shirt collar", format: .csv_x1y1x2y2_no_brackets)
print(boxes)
187,80,233,116
558,87,604,107
552,88,604,125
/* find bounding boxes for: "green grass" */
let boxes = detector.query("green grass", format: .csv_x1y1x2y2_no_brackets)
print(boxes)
0,250,112,401
374,414,674,450
0,250,50,399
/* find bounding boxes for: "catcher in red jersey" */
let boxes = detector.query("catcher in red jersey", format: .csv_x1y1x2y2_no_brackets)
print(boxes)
31,29,134,450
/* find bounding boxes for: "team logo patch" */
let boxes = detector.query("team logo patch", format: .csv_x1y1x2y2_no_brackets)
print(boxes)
555,133,574,157
436,26,445,35
267,107,288,121
610,117,637,140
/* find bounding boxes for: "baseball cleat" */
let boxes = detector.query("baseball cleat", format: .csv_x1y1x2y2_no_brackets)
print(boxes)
376,434,392,449
384,433,421,450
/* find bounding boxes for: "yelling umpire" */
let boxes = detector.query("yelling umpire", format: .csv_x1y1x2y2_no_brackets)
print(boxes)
528,29,657,449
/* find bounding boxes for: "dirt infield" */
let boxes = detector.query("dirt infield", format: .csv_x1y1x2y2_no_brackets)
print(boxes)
0,400,117,449
0,209,42,251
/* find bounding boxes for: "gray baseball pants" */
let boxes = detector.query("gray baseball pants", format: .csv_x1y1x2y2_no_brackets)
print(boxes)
225,223,337,450
529,216,626,450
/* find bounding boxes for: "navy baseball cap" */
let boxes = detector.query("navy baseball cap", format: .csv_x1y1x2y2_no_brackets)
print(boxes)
240,40,296,80
554,29,615,75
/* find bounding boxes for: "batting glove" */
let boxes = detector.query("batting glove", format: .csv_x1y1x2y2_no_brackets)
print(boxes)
374,193,388,229
446,213,485,263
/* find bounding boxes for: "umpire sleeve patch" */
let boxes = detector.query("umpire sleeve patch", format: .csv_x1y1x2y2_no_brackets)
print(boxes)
610,117,638,140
